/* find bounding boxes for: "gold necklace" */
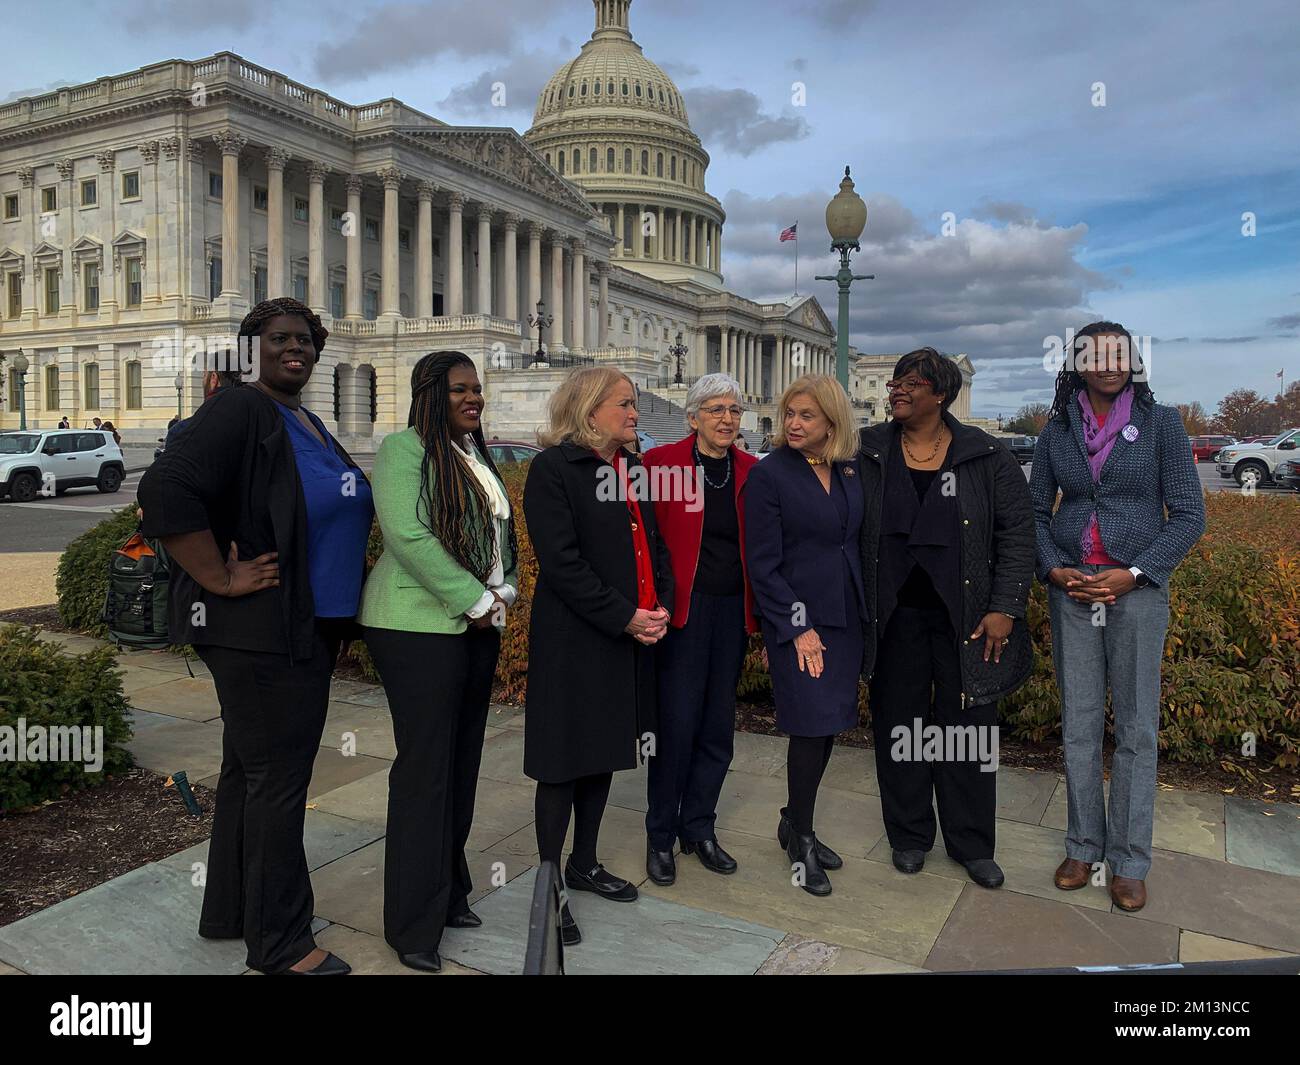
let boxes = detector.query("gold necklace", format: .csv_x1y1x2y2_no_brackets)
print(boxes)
902,424,945,463
804,453,826,466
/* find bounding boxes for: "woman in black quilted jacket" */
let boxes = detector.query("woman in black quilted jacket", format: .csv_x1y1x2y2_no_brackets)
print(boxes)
857,348,1035,889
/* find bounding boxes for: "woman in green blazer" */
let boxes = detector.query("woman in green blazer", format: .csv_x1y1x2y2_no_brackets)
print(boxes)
360,351,518,973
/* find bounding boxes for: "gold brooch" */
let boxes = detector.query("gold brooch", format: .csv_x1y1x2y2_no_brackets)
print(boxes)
844,466,856,477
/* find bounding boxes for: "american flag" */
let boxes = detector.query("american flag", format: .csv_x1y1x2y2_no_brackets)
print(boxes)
779,223,797,242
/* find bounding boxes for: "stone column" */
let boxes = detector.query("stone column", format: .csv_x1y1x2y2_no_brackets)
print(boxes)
723,327,733,378
416,180,434,318
97,151,118,316
597,263,609,348
616,203,625,257
265,148,288,298
746,333,756,396
714,225,722,272
306,161,329,313
344,175,364,318
570,239,585,350
475,206,493,316
656,205,665,260
630,204,642,258
527,222,543,321
692,215,701,266
378,167,403,317
674,210,683,264
502,213,519,326
550,236,565,345
446,192,464,315
213,131,245,298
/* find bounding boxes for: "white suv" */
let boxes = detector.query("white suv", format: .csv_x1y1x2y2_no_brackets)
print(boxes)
1216,428,1300,488
0,429,126,502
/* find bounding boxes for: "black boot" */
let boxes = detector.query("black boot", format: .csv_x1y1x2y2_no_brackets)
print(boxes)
778,806,843,870
786,827,832,897
646,842,676,885
682,837,738,875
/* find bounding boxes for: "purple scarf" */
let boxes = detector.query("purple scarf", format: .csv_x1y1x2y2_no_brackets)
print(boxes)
1077,386,1133,560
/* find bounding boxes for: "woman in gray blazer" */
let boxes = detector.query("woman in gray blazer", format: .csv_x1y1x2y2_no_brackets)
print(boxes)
1030,320,1205,912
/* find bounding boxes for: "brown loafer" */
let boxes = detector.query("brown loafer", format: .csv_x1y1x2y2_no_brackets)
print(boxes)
1110,875,1147,911
1054,857,1092,890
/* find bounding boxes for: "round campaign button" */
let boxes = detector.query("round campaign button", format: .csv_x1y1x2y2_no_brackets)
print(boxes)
1122,424,1139,442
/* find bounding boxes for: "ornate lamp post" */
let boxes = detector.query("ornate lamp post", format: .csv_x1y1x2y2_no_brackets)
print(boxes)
668,330,688,386
815,166,873,392
12,352,29,431
528,298,555,367
173,372,183,420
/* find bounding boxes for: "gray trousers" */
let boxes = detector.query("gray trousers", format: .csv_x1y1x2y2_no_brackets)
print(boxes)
1048,565,1170,880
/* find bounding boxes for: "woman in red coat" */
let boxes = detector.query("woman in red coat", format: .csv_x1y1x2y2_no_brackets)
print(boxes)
641,373,759,886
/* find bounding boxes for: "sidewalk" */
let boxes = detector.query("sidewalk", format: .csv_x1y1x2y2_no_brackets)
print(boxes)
1,630,1297,976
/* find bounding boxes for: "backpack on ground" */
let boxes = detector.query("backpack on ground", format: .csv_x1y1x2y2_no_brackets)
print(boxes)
102,530,172,650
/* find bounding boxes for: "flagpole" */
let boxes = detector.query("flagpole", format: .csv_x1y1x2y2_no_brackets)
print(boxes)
794,220,799,296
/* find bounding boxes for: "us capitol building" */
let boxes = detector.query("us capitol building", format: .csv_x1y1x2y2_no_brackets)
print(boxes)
0,0,971,445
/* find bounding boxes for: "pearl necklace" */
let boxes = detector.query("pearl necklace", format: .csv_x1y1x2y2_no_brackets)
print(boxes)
694,443,732,488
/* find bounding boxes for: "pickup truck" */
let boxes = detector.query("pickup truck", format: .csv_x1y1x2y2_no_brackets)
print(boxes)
1216,428,1300,488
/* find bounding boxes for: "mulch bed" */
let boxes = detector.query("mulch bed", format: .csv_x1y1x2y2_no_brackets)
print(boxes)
0,768,216,928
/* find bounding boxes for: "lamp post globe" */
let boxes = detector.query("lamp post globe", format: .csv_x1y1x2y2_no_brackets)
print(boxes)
825,166,867,247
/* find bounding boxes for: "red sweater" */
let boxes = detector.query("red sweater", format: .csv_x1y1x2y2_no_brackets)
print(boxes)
643,433,760,632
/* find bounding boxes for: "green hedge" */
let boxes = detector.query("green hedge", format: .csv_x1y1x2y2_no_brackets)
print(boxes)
0,625,134,811
54,476,1300,767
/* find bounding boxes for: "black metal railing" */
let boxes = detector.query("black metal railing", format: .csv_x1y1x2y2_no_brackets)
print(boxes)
492,352,596,371
522,861,565,976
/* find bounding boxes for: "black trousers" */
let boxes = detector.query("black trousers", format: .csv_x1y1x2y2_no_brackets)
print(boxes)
869,605,998,862
645,591,746,850
195,621,341,974
364,624,501,954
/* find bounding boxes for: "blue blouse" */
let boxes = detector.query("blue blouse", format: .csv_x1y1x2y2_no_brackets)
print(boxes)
276,401,374,618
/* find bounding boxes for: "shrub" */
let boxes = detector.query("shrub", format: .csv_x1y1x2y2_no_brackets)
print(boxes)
0,625,134,812
55,505,139,637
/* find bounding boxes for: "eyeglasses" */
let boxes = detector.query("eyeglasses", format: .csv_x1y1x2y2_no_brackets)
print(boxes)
699,404,743,418
885,377,931,394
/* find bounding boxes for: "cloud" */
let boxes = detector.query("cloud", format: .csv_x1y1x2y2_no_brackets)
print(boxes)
314,0,572,79
808,0,878,26
975,201,1041,226
659,60,700,79
1267,313,1300,329
1,79,73,103
682,87,810,156
1200,336,1261,343
121,0,267,31
436,51,570,120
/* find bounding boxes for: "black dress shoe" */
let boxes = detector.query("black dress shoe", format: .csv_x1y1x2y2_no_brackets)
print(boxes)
646,843,676,885
963,858,1004,888
891,848,926,874
564,858,639,902
560,902,581,946
786,829,832,897
279,951,351,975
398,950,443,973
683,837,737,875
778,807,843,870
446,910,482,929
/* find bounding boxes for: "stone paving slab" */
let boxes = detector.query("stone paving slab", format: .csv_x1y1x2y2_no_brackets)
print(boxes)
310,764,391,824
0,961,27,975
995,766,1060,825
1128,848,1300,954
757,932,925,974
0,862,249,975
729,730,789,777
1178,930,1292,962
33,631,109,655
865,816,1114,912
321,701,398,761
713,772,887,859
313,924,483,975
487,704,526,731
1224,796,1300,877
157,809,384,876
126,716,225,781
127,675,223,722
309,840,530,939
485,801,657,886
118,667,187,697
814,744,879,796
442,866,786,976
1040,778,1226,860
306,749,390,801
477,728,532,788
924,884,1182,971
642,827,962,967
116,649,209,677
328,677,380,703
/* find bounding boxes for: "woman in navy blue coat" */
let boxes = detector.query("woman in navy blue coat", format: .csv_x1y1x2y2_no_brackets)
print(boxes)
744,375,865,897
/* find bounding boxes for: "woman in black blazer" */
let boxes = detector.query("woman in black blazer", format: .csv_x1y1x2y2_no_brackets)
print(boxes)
138,298,373,975
744,375,865,897
523,367,674,946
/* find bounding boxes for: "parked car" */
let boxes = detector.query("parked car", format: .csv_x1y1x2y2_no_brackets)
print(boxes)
1216,428,1300,487
484,440,542,467
1275,458,1300,492
0,429,126,502
1189,435,1237,462
1001,435,1038,465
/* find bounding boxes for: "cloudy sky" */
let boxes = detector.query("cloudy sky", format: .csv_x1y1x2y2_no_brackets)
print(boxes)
7,0,1298,417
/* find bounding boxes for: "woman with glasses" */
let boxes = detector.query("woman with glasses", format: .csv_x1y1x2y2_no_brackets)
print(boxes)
744,375,864,897
857,348,1034,889
641,374,759,886
523,367,674,945
1031,322,1204,911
